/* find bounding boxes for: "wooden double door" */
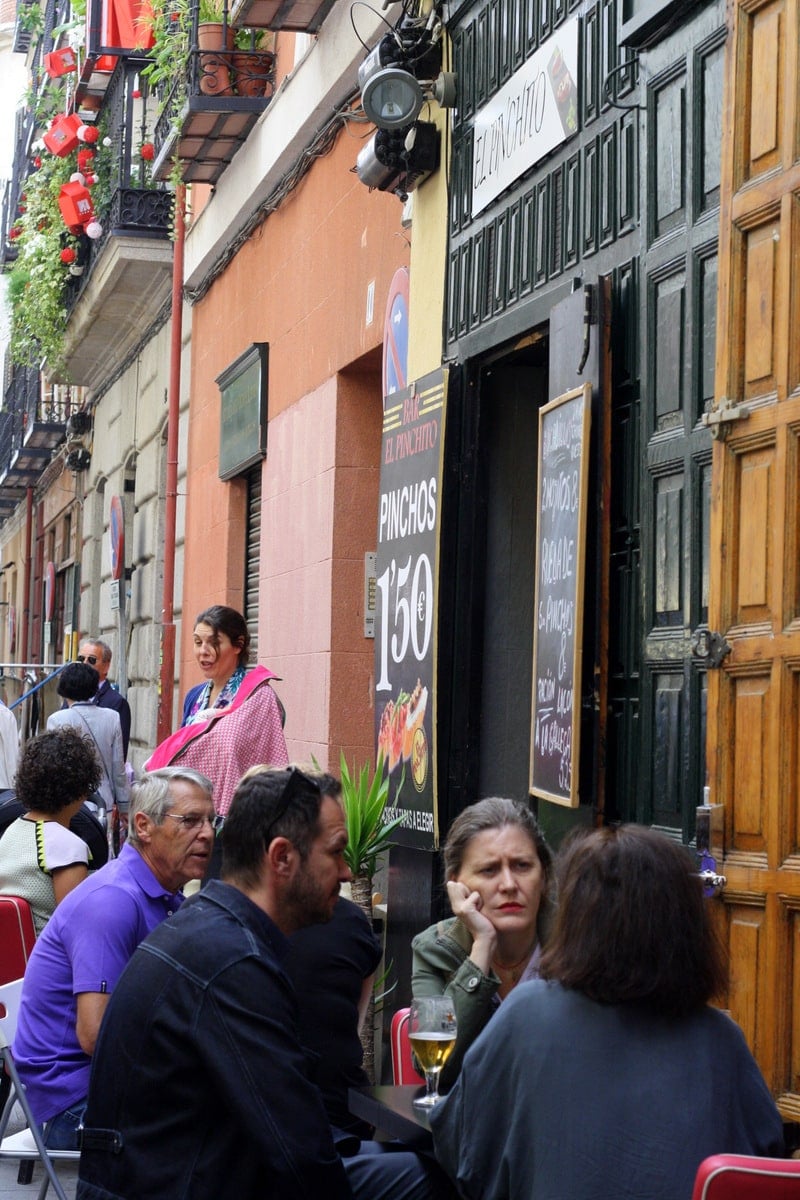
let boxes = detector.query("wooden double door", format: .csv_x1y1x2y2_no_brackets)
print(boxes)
604,0,800,1110
708,0,800,1117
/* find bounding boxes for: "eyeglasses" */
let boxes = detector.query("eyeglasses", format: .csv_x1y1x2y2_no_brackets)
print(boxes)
77,654,98,665
163,812,218,832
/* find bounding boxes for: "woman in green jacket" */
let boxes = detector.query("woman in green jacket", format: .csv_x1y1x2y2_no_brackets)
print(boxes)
411,797,555,1088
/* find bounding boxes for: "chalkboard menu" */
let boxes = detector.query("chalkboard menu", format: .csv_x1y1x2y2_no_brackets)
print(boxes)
530,383,591,806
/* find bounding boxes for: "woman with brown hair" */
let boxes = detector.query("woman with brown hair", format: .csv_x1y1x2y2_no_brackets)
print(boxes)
430,824,783,1200
146,605,288,821
412,797,556,1088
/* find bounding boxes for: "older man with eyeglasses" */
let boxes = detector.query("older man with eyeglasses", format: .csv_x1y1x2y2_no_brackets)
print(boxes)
12,767,215,1150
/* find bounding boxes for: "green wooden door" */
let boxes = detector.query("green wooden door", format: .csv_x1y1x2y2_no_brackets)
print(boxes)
607,0,724,834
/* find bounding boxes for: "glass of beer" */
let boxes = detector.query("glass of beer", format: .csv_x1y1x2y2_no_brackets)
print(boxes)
409,996,457,1108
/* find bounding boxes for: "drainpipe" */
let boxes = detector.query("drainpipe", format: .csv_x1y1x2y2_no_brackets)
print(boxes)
156,185,186,745
21,486,33,663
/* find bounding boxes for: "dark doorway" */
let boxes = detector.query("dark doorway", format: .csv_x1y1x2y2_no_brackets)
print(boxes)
475,342,547,802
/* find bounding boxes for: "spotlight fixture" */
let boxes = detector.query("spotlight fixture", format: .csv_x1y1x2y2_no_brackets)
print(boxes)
356,121,440,200
361,67,424,130
357,20,456,133
66,447,92,473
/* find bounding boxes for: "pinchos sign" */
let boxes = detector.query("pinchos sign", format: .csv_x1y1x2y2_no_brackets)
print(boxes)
374,367,447,849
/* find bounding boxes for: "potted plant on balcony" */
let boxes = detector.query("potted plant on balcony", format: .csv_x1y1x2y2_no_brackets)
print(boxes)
197,0,234,95
232,28,274,97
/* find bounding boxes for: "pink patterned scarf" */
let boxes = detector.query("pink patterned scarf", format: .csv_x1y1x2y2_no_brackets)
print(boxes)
144,667,289,817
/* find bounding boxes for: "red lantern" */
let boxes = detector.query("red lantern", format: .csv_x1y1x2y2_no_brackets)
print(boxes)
44,47,78,77
140,142,155,161
77,124,100,144
58,180,95,229
43,112,82,157
60,247,77,264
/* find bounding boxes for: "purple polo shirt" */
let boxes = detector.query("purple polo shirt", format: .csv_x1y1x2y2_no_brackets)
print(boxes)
13,843,184,1123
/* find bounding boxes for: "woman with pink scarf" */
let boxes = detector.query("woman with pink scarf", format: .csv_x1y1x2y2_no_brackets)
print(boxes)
145,606,289,823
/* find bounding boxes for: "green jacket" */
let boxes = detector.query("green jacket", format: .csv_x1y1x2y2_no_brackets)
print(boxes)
411,917,501,1090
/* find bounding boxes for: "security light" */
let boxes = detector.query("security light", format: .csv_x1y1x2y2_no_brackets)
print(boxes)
361,66,425,130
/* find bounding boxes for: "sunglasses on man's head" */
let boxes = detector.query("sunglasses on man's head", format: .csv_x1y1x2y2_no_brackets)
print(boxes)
262,767,321,839
77,654,98,665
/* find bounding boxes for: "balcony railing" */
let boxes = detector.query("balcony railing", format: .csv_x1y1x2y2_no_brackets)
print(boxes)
152,8,276,185
1,108,37,267
0,368,71,510
65,58,172,313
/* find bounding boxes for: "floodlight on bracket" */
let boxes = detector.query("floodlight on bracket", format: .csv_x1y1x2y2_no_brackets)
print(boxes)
357,22,456,132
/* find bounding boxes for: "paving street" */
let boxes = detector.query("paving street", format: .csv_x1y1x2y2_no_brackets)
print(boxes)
0,1109,77,1200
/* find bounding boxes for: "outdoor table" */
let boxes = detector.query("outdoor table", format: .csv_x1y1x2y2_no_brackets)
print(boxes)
348,1085,434,1149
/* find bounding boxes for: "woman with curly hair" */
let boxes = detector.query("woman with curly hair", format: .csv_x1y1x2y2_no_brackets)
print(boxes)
0,728,102,933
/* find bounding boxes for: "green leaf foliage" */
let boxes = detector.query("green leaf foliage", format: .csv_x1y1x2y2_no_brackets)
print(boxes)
339,750,404,881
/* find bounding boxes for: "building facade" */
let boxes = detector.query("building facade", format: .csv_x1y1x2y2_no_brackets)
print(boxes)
0,0,797,1112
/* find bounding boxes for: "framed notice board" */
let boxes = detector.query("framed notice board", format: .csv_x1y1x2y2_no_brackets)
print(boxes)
530,383,592,807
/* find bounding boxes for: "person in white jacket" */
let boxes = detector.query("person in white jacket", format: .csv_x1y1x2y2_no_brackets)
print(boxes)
47,663,130,821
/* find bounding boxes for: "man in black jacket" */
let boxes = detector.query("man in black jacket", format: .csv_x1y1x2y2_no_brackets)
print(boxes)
77,768,450,1200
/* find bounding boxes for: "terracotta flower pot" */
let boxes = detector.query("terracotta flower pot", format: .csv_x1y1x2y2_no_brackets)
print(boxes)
197,22,234,96
232,50,274,96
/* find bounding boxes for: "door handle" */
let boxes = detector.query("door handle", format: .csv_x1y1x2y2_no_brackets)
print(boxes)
697,868,726,893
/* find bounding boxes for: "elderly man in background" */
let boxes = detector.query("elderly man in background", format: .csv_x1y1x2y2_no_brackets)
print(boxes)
13,766,214,1150
77,637,131,759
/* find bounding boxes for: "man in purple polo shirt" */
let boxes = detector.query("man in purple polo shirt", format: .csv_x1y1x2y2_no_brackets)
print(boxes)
13,765,215,1149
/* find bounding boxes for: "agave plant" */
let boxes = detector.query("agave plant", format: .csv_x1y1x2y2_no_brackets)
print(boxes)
340,750,403,913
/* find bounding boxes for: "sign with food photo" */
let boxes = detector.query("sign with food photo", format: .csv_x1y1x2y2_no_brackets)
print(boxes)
374,367,448,849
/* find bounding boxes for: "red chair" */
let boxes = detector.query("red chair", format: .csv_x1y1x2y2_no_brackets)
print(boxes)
0,896,36,985
692,1154,800,1199
390,1008,424,1085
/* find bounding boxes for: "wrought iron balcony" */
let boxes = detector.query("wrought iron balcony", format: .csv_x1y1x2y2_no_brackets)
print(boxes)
61,58,174,388
1,109,37,267
151,8,276,185
0,368,71,514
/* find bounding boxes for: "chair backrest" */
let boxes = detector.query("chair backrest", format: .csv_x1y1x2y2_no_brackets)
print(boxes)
0,896,36,985
390,1007,424,1085
0,977,24,1047
692,1154,800,1199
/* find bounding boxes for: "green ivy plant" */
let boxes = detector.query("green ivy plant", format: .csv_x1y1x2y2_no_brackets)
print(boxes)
8,151,77,376
140,0,190,198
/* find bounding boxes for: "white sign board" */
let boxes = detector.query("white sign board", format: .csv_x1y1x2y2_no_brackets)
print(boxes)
472,16,579,217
